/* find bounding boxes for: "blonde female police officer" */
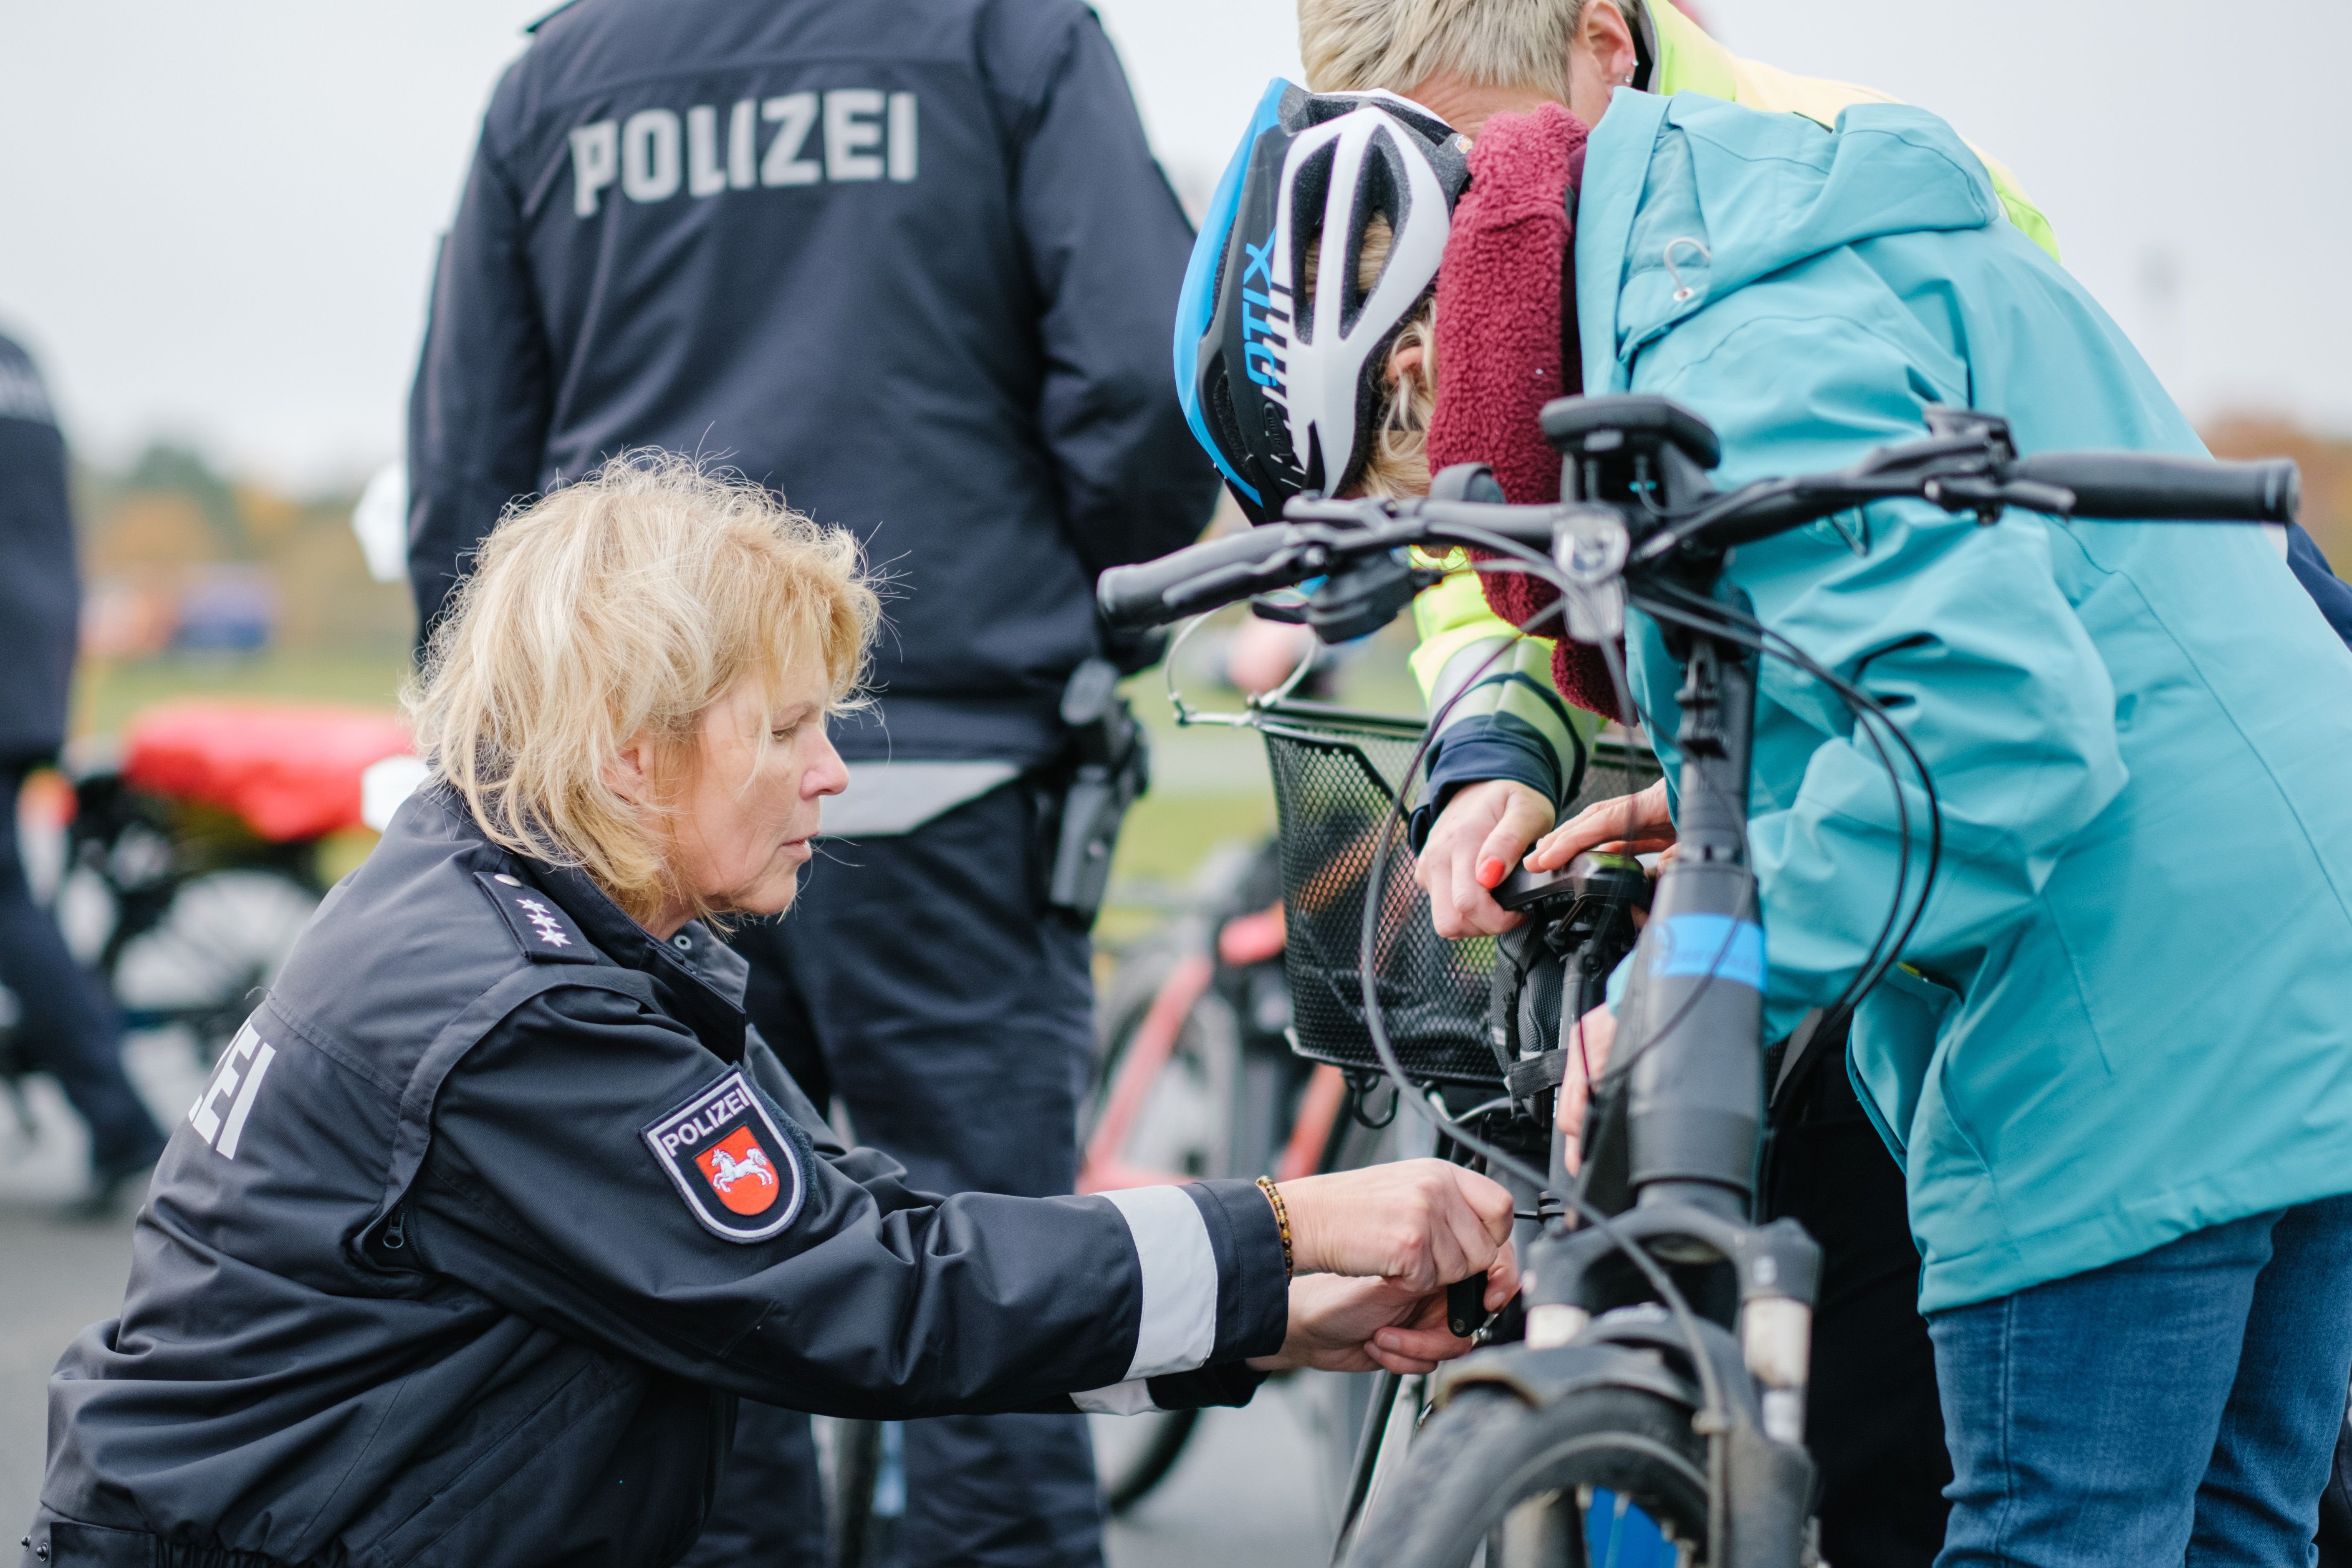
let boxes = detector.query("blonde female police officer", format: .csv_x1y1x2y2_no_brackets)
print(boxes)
405,2,1220,1556
27,459,1516,1568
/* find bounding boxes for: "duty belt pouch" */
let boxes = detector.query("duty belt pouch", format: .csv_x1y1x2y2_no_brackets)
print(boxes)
1043,658,1149,927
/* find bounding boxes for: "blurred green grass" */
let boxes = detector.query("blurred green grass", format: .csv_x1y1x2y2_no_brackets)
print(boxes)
1096,611,1422,949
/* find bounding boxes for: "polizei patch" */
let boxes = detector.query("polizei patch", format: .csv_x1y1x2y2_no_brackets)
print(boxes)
642,1071,804,1242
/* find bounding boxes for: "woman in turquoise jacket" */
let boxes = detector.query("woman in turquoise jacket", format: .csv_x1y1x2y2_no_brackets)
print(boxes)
1185,83,2352,1562
1521,91,2352,1562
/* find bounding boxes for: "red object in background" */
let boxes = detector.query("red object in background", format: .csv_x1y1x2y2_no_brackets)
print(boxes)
121,701,414,842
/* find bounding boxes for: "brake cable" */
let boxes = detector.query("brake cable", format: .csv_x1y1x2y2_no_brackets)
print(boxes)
1338,510,1946,1448
1637,578,1944,1042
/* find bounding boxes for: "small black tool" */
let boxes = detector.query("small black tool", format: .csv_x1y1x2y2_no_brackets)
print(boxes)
1446,1275,1488,1338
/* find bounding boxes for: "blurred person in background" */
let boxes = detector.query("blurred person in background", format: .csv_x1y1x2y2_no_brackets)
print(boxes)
404,1,1215,1563
0,331,168,1218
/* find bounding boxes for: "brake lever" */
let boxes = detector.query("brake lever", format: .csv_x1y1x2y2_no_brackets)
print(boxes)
1248,593,1311,625
1282,495,1398,527
1923,475,2078,520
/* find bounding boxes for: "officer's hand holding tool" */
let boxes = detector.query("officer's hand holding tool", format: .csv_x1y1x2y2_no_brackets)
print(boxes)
1272,1156,1516,1296
1249,1271,1522,1378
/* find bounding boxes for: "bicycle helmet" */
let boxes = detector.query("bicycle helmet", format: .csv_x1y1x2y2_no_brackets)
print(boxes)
1176,80,1470,523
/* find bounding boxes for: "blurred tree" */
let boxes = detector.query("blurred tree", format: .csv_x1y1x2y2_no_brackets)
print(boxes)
2205,417,2352,568
117,442,247,555
72,444,408,659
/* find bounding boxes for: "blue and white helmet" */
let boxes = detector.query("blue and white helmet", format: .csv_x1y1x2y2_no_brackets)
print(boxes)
1175,82,1470,524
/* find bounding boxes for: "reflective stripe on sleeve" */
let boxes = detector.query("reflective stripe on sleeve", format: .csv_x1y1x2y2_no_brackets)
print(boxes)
1429,637,1589,802
1101,1184,1220,1378
1433,638,1579,746
1071,1378,1162,1416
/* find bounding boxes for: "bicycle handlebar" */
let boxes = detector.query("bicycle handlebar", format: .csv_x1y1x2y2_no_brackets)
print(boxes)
1097,435,2302,631
1096,528,1309,629
1096,504,1561,631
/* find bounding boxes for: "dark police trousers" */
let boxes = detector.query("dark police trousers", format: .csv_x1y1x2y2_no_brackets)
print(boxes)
720,781,1102,1568
1761,1017,1953,1568
0,760,164,1171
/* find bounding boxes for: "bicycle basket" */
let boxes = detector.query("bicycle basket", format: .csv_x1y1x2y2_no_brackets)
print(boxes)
1255,699,1660,1089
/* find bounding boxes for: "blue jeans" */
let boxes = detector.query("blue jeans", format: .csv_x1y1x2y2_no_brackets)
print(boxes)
1930,1194,2352,1567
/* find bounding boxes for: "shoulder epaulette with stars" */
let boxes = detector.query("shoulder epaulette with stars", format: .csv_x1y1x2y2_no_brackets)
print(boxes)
474,872,599,964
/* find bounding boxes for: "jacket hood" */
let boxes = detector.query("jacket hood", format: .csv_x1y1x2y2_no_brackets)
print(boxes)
1576,89,2002,391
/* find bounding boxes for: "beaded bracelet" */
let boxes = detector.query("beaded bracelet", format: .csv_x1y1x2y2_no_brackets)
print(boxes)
1256,1176,1294,1277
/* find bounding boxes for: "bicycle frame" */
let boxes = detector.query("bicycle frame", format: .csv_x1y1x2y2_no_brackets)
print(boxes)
1098,394,2298,1567
1434,413,1823,1568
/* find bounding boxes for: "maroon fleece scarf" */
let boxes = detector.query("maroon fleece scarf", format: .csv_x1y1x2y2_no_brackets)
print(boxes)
1425,102,1620,722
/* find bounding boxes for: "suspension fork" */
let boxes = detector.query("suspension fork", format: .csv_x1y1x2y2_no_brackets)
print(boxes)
1619,631,1764,1220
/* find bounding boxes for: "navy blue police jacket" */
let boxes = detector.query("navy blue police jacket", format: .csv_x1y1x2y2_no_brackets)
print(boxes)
29,789,1283,1568
407,0,1218,765
0,333,80,762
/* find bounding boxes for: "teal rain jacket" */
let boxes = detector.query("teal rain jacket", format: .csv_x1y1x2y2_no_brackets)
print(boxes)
1579,90,2352,1313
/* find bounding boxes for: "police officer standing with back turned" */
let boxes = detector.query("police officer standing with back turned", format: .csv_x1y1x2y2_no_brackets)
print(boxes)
404,2,1215,1562
0,330,168,1217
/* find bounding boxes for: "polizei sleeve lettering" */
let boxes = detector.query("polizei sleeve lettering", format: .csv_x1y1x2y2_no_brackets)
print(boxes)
406,984,1288,1418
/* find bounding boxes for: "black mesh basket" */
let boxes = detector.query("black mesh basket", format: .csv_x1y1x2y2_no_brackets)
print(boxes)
1256,698,1661,1089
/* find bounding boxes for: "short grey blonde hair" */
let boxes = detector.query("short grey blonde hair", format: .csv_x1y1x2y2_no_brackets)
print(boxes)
1300,0,1586,100
406,453,878,926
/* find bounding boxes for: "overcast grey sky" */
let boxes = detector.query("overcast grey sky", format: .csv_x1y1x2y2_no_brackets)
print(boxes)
1,0,2342,487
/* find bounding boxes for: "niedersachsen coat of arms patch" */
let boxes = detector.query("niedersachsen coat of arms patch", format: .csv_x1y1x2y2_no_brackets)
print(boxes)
642,1070,805,1242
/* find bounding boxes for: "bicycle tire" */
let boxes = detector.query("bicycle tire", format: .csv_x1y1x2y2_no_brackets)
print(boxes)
64,865,319,1060
1342,1386,1707,1568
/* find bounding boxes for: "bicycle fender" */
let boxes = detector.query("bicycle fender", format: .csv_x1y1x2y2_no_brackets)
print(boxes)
1432,1340,1696,1415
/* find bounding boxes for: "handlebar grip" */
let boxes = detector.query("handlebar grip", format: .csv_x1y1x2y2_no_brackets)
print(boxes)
1096,529,1297,629
2010,452,2300,524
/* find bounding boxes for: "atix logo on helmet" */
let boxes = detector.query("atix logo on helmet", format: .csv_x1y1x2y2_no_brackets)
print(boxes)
642,1071,805,1242
1238,229,1291,396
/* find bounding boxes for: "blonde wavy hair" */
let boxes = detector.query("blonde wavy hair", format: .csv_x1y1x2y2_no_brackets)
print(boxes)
405,453,879,927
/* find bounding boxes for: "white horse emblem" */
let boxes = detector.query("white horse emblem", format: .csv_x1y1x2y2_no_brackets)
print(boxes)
707,1145,776,1194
